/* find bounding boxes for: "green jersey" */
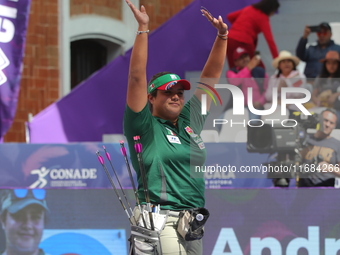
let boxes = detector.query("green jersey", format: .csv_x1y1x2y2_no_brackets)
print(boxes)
124,96,207,210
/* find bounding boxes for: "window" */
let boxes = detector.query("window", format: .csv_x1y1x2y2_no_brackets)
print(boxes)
71,39,107,90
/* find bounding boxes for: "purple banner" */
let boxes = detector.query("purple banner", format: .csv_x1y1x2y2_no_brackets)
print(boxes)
205,188,340,254
0,0,31,140
1,188,339,254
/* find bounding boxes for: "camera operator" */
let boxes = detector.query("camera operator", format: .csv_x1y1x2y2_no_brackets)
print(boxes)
299,108,340,187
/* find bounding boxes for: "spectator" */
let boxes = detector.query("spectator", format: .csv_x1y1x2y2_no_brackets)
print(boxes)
226,47,268,120
312,51,340,127
265,50,307,117
296,22,340,79
0,189,49,255
226,0,280,69
299,109,340,187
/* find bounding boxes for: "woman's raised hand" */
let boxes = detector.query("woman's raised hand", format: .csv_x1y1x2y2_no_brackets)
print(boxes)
126,0,149,26
200,6,228,35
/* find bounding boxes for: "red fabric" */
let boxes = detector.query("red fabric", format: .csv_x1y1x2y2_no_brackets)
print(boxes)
226,6,278,68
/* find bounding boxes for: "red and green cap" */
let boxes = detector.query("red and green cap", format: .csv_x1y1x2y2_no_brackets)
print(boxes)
148,73,191,94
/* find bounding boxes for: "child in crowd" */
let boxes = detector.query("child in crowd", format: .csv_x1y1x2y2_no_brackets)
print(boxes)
265,50,306,118
227,47,268,120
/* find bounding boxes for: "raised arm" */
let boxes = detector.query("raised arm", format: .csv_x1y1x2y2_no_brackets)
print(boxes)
126,0,149,112
260,17,278,59
296,26,311,61
194,8,228,111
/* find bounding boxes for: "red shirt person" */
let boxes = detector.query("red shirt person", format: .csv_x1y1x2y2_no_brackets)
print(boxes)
226,0,280,69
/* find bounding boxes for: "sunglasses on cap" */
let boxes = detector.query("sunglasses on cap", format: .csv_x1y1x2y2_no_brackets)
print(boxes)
12,189,46,200
317,31,329,36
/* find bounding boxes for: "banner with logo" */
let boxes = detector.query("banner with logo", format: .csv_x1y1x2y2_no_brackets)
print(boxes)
0,143,130,189
1,188,339,254
0,142,274,189
0,0,31,140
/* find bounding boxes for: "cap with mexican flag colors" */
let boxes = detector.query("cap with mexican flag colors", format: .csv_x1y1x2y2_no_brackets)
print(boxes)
148,73,191,94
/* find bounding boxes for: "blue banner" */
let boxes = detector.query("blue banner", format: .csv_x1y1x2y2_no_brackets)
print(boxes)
0,143,129,188
0,142,274,189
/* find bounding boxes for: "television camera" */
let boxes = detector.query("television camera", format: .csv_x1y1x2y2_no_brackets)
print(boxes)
246,113,320,187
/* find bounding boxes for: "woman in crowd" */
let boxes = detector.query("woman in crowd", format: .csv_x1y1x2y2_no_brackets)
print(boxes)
265,50,306,117
226,0,280,69
123,0,228,254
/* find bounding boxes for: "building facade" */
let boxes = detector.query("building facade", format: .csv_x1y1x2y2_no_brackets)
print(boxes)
4,0,192,142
